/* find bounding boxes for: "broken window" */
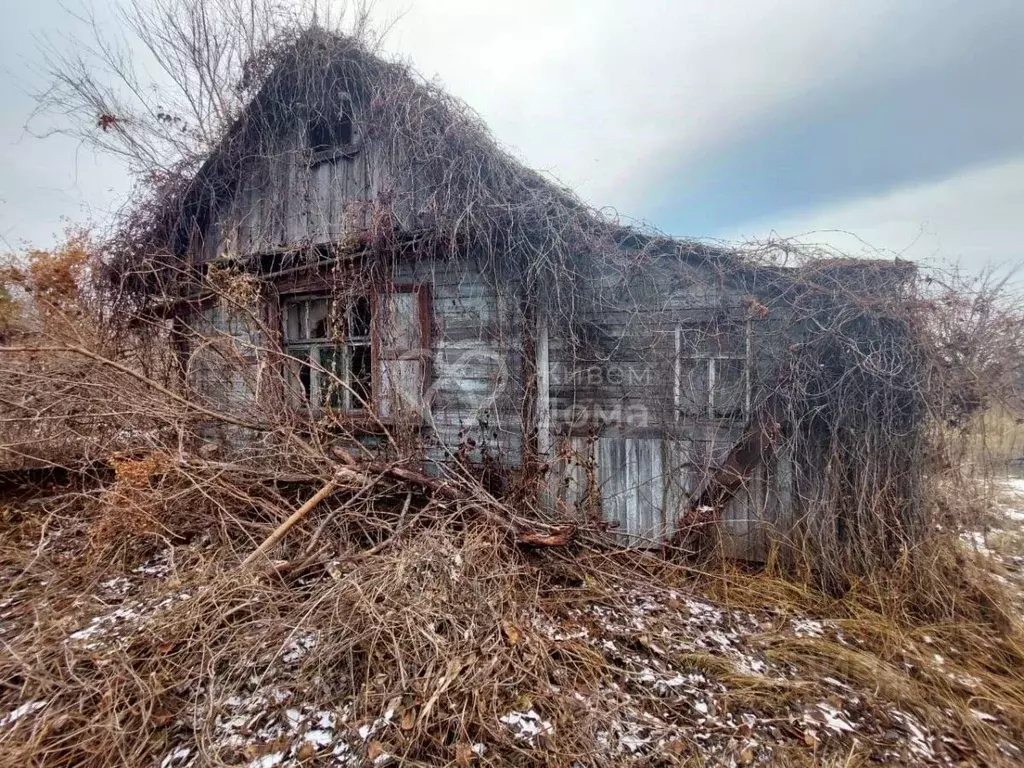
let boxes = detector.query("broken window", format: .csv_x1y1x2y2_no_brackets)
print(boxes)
282,294,372,411
307,94,355,153
281,286,430,418
675,321,749,420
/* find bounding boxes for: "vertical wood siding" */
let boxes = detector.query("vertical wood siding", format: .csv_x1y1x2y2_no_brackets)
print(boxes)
207,135,418,260
597,437,666,544
548,432,793,558
540,257,795,559
393,259,525,472
183,303,267,447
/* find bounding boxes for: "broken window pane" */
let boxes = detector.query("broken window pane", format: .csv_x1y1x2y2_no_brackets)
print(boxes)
712,358,745,419
679,358,710,417
349,296,372,339
285,301,305,341
295,349,312,402
678,325,707,358
318,345,347,408
307,298,331,340
350,344,371,409
308,99,354,152
283,292,381,413
709,324,745,357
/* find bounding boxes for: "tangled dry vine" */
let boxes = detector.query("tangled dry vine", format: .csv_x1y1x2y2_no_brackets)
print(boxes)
1,2,1023,766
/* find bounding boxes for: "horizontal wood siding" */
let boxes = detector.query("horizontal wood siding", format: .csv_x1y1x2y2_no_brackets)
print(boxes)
393,259,525,472
182,303,268,447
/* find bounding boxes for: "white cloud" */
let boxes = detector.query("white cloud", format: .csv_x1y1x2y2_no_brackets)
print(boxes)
724,156,1024,273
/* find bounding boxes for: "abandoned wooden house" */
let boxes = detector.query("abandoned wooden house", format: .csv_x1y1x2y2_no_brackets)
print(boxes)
132,30,924,561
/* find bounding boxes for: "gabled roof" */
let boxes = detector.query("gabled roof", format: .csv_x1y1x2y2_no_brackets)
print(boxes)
154,29,738,269
112,27,913,322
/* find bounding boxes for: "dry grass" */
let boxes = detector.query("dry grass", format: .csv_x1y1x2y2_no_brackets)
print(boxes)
3,470,1024,766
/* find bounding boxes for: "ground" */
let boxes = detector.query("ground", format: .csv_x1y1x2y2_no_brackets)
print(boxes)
2,479,1024,766
964,478,1024,595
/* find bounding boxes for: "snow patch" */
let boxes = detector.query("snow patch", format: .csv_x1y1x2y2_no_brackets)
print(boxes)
0,700,47,728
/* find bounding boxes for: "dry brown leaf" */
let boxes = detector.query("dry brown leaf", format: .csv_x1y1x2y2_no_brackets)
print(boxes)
151,711,174,727
503,621,521,645
455,743,474,766
367,741,385,761
664,739,686,755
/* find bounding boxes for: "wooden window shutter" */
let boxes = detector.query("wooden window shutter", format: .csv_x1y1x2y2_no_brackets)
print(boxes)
376,284,431,419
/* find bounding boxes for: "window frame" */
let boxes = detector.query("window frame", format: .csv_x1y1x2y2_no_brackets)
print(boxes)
281,293,374,412
306,92,362,165
674,320,751,421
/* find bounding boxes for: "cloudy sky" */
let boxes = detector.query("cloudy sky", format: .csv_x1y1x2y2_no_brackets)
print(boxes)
1,0,1022,273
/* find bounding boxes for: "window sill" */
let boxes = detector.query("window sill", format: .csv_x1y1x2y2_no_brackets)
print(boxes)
307,141,362,166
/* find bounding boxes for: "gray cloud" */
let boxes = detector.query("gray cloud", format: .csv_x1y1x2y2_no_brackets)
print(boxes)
0,0,127,248
0,0,1020,274
645,0,1024,235
726,155,1024,276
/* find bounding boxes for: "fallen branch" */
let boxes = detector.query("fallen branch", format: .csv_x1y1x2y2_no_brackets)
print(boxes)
328,445,576,547
0,344,265,432
242,476,340,567
518,526,575,547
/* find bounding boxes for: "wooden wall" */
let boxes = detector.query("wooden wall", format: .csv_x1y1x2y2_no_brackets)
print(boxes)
185,100,527,470
200,131,421,263
392,258,526,473
540,256,796,558
183,105,796,559
180,302,269,448
180,257,526,472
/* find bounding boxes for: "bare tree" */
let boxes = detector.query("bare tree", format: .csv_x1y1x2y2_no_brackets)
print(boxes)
30,0,377,175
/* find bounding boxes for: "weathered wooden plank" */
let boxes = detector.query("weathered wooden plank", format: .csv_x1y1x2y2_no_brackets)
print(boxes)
309,161,331,243
636,438,664,541
330,156,347,238
285,149,308,243
268,152,287,247
597,438,628,544
662,442,693,535
720,467,766,561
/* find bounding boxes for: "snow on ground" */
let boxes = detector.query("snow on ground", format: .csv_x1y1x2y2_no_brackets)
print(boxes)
996,477,1024,518
962,477,1024,568
0,700,48,728
6,491,1024,766
6,538,950,766
1005,477,1024,496
529,584,950,765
